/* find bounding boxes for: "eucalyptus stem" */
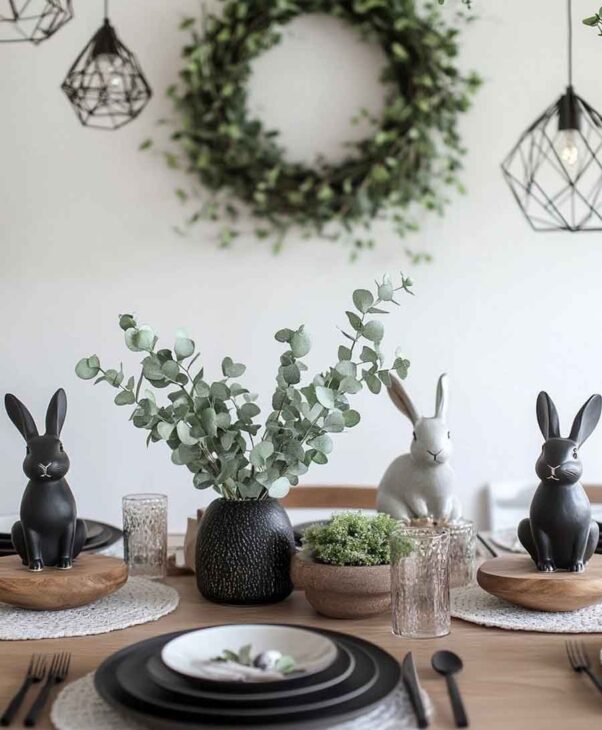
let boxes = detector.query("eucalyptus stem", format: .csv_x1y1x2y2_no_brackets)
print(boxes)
75,274,412,501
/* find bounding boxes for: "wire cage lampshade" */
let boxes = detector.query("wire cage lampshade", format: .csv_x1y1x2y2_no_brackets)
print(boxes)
0,0,73,43
501,0,602,231
61,15,152,130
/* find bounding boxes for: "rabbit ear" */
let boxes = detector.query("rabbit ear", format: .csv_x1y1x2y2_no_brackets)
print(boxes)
569,394,602,446
4,394,38,442
435,373,449,419
387,376,419,425
536,391,560,439
45,388,67,436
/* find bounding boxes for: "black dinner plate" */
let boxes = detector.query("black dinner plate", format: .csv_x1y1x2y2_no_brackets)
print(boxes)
0,520,121,556
95,627,401,727
146,643,355,700
118,641,377,714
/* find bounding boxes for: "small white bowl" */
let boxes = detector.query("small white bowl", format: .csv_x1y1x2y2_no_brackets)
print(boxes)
161,624,337,683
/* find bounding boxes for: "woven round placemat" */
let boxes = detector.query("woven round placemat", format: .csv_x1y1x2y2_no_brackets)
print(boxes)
452,585,602,632
0,577,179,640
51,673,431,730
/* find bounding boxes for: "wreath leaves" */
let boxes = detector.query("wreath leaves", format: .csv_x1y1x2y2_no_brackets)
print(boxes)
159,0,480,257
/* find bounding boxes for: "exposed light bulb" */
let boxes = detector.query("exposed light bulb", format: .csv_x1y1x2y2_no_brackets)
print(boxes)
109,74,123,90
95,53,124,93
559,129,579,168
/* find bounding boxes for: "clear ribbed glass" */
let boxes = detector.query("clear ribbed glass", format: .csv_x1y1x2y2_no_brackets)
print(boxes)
447,519,476,589
122,493,167,579
391,526,450,639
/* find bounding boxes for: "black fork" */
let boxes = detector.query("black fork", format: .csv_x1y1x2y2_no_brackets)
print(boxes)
0,655,46,726
566,640,602,693
24,653,71,727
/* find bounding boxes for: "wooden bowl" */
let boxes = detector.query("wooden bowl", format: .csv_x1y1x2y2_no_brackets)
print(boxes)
0,554,128,610
291,552,390,619
477,554,602,612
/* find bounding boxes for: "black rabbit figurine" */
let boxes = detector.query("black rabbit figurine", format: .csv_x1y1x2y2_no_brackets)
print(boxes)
5,389,87,571
518,391,601,573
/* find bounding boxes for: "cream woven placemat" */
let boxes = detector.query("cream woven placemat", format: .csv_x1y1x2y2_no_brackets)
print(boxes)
0,577,178,640
51,673,432,730
452,585,602,632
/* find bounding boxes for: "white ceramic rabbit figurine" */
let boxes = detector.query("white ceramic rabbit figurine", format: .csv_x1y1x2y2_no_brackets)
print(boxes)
377,374,462,523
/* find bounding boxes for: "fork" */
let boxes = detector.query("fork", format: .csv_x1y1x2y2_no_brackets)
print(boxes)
0,655,46,726
566,640,602,693
23,653,71,727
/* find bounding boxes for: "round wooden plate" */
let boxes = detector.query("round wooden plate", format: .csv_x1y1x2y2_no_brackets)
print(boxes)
477,554,602,612
0,554,128,611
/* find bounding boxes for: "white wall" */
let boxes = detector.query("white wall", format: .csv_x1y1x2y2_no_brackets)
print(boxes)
2,0,602,532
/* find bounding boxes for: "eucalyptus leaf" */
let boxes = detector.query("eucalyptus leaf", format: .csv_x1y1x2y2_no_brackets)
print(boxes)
308,434,333,454
119,314,136,331
275,328,293,343
193,471,213,488
343,410,361,427
239,402,260,420
161,360,180,381
177,421,198,445
290,327,311,358
362,320,385,343
335,361,357,377
201,407,218,437
315,385,335,409
346,311,363,332
114,390,135,406
250,440,274,467
157,422,175,440
75,355,100,380
339,376,362,394
175,337,195,360
268,476,290,498
352,289,374,314
324,410,345,432
222,357,247,378
338,346,352,361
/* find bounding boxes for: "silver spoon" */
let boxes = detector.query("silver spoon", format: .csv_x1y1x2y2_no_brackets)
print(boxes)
431,650,469,728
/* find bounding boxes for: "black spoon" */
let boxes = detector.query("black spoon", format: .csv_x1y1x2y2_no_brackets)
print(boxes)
431,650,469,728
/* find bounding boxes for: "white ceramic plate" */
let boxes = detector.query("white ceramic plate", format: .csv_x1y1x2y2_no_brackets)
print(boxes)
161,625,338,683
0,514,18,535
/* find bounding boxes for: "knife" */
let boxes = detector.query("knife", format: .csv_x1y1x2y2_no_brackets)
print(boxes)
402,652,429,728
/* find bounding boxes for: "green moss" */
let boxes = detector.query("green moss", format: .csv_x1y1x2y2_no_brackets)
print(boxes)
302,512,407,566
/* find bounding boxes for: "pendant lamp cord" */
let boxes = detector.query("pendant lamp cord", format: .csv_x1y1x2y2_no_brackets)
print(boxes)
104,0,109,19
567,0,573,87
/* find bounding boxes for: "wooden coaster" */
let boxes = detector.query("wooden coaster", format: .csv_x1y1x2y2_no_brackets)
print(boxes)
477,554,602,612
0,554,128,611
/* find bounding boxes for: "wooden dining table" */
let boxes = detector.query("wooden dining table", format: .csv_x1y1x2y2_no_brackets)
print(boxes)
0,571,600,730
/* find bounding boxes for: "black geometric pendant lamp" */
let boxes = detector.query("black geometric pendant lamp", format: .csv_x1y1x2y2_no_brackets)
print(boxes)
0,0,73,43
61,0,152,130
502,0,602,231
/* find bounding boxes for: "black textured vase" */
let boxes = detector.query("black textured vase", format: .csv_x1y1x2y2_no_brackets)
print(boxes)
196,498,295,604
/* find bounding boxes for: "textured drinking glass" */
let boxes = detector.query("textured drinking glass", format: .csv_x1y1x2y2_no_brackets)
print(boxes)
447,519,477,588
122,493,167,579
391,526,450,639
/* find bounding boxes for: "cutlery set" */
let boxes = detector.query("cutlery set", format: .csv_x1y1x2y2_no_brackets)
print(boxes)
4,641,600,727
0,653,71,727
402,649,469,728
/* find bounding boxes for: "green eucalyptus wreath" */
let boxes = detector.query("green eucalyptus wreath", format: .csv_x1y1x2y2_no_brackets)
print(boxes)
158,0,480,255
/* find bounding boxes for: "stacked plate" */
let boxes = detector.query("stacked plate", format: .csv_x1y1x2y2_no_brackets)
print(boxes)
490,525,602,555
0,514,122,557
95,624,402,729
